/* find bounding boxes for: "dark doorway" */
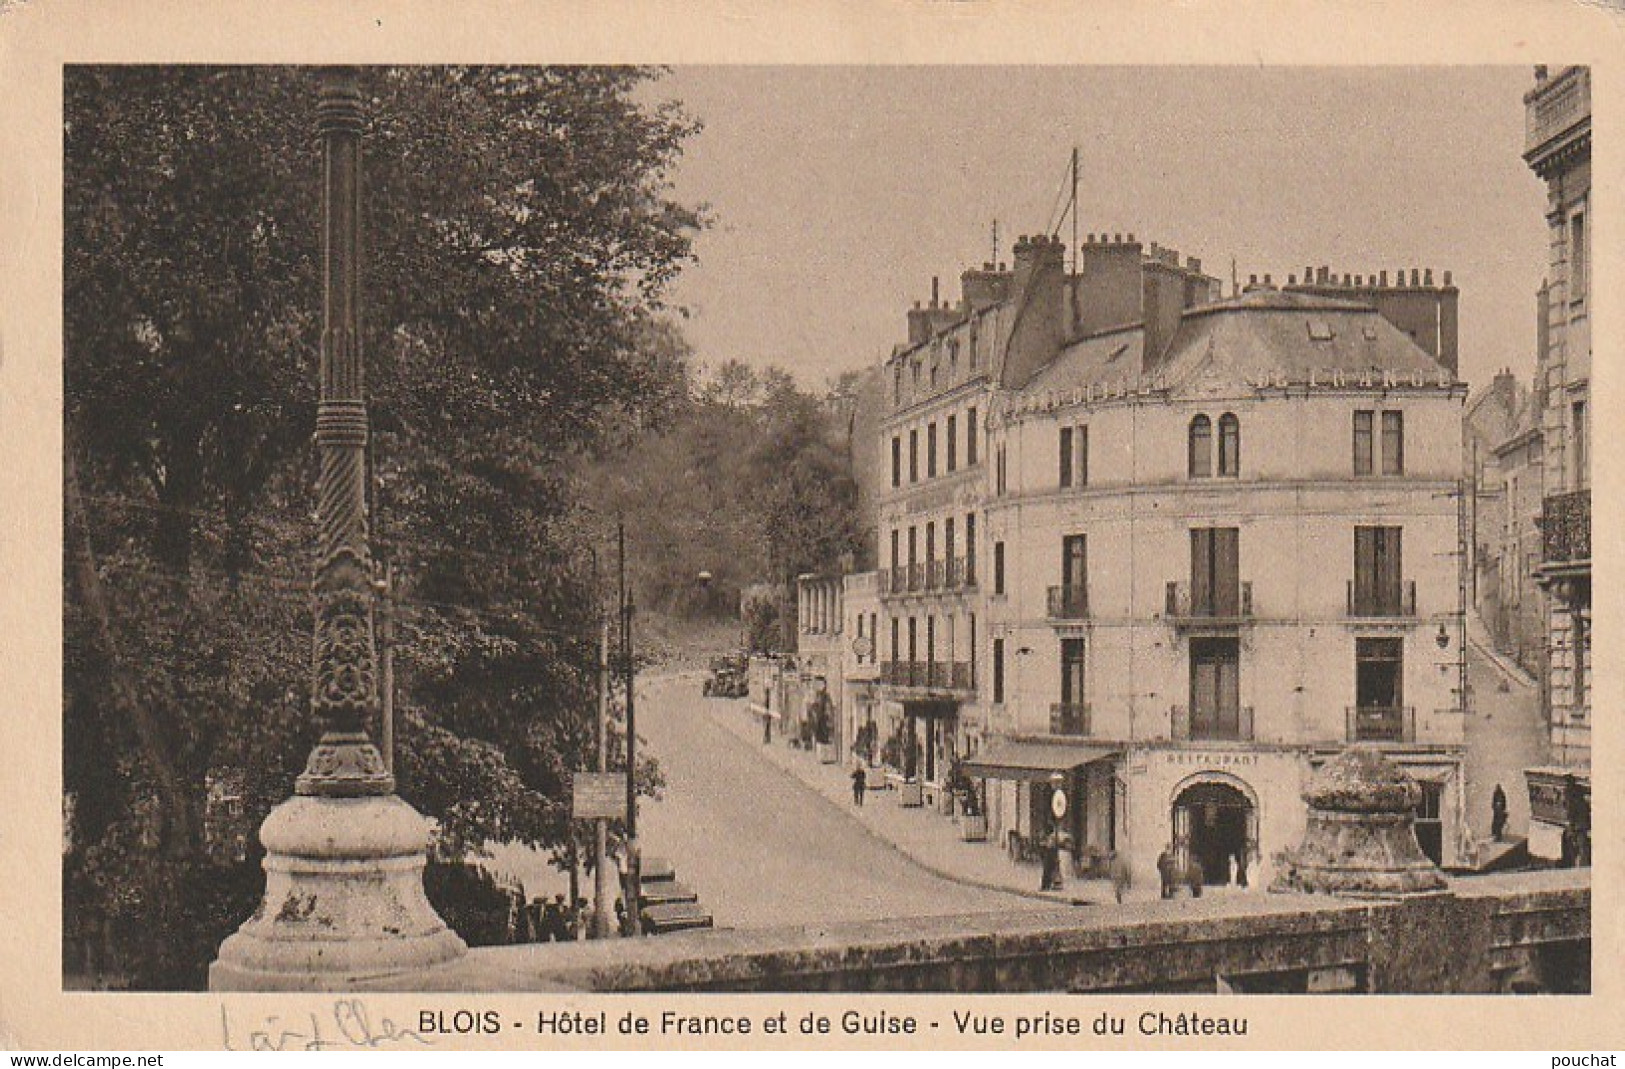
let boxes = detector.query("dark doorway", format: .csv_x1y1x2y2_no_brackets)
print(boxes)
1172,781,1255,887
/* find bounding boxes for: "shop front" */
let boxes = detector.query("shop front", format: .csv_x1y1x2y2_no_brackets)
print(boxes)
961,738,1119,869
1525,766,1591,866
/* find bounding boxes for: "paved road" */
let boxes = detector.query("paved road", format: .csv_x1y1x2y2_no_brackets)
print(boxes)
637,675,1040,928
1463,640,1549,843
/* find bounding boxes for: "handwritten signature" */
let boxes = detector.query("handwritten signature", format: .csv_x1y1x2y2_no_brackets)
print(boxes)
221,1000,435,1051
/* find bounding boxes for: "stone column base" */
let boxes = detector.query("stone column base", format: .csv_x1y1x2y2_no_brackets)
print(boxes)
210,794,467,991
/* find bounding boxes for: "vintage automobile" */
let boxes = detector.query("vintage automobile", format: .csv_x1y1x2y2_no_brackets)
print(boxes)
702,652,749,698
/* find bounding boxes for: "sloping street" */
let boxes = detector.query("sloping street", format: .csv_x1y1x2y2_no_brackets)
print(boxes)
637,675,1047,928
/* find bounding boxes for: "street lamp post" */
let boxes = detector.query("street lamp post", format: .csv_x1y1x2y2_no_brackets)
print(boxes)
211,68,465,990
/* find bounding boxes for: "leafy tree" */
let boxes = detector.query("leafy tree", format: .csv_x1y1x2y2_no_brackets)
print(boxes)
63,65,698,988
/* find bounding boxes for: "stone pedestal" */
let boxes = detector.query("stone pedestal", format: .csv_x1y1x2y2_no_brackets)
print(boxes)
1273,745,1446,897
210,794,466,991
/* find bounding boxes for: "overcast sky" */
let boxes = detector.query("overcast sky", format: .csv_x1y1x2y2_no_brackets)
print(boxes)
649,66,1550,395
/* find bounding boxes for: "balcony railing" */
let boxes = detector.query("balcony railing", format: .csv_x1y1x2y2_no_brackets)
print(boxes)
1170,703,1254,742
1050,702,1091,736
1346,705,1415,744
925,559,946,591
1541,490,1590,564
879,660,974,693
906,562,924,592
946,556,977,591
1165,581,1253,624
1046,585,1091,620
1525,66,1589,158
1347,579,1417,618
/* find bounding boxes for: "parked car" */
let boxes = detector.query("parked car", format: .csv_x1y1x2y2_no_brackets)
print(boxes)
702,653,749,698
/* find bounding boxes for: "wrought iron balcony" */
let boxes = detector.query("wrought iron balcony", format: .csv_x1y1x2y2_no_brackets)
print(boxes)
1170,703,1254,742
1347,579,1417,618
946,556,977,591
1046,585,1091,621
1346,705,1415,744
906,562,924,592
879,660,974,694
1164,581,1253,626
1050,702,1091,736
1541,490,1590,565
925,559,946,591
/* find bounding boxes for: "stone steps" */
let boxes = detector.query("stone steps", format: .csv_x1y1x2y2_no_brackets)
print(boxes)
638,857,713,935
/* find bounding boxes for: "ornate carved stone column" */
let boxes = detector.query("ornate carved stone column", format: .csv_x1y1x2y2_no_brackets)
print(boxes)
211,68,465,990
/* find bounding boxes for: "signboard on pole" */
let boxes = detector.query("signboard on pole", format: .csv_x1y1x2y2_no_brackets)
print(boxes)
573,772,627,821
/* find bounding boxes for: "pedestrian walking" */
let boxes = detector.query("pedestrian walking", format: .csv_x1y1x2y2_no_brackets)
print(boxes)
1491,783,1508,841
851,766,867,806
1108,850,1132,904
1156,847,1175,900
1184,857,1205,898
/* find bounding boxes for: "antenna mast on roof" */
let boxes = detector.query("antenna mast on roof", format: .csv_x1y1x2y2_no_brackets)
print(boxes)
991,219,999,267
1070,146,1079,273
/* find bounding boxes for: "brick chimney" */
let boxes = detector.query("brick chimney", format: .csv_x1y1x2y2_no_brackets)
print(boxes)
1001,234,1068,387
1073,232,1143,336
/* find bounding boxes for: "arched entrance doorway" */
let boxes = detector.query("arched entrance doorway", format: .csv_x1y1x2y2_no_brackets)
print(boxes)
1171,779,1257,887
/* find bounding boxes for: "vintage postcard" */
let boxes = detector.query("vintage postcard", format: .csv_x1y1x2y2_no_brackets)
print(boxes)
1,0,1620,1053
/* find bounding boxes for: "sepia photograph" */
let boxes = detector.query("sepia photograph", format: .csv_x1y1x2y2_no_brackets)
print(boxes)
53,59,1593,1002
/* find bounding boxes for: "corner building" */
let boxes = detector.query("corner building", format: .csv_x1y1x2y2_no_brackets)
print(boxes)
870,228,1469,890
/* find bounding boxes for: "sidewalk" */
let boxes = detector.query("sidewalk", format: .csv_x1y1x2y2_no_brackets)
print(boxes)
690,683,1178,909
1465,609,1540,691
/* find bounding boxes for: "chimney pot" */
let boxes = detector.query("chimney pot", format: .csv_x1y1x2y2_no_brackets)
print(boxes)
1342,273,1351,286
1263,273,1272,286
1289,273,1297,285
932,276,940,307
1113,233,1122,244
1087,233,1095,244
1127,233,1136,243
1443,270,1453,286
999,262,1007,272
1248,273,1258,285
1355,274,1364,286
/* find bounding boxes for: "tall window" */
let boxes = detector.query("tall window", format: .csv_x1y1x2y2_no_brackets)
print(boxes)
1190,637,1242,740
1354,637,1406,745
967,408,979,466
1217,413,1240,477
1059,638,1087,733
1188,415,1213,478
1571,211,1586,302
909,429,919,482
1190,527,1240,616
893,366,903,405
1414,782,1443,865
968,614,976,685
1078,424,1089,486
965,513,977,585
889,529,900,573
1353,526,1404,616
1381,411,1404,476
1573,400,1588,488
890,616,900,662
992,638,1005,704
907,526,918,568
891,435,901,488
1062,535,1087,596
994,540,1006,595
996,446,1007,495
944,517,956,574
1059,426,1074,488
927,422,938,478
946,414,958,472
1353,410,1374,475
925,522,935,566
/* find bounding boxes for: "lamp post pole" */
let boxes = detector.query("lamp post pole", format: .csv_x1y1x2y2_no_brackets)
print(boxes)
619,521,642,934
211,67,464,989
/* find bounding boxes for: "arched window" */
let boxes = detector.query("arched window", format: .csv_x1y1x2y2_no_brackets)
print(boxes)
1218,413,1241,477
1188,414,1212,478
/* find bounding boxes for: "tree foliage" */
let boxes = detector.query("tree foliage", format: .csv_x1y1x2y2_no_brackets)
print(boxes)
63,65,699,988
577,359,863,646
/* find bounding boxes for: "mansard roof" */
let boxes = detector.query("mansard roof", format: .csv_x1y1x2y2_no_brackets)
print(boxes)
1154,290,1450,395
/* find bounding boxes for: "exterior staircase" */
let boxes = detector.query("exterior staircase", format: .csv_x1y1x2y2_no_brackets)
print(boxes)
638,857,714,935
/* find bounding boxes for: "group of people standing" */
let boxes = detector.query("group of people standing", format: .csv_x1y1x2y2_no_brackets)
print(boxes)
514,893,634,943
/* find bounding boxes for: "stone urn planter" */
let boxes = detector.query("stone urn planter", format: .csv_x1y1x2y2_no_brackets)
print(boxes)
1273,745,1447,897
898,780,924,808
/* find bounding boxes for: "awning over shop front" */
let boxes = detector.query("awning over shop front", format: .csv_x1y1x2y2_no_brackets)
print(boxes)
961,739,1119,782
